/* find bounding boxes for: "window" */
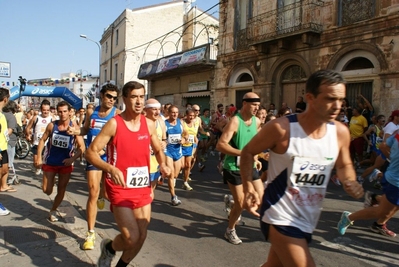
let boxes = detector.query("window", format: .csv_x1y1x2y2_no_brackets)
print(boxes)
105,42,108,53
338,0,375,26
277,0,301,34
344,57,374,71
115,29,119,46
104,69,107,81
114,63,118,82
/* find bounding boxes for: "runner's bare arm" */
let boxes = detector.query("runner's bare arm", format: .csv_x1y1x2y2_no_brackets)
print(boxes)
25,115,37,141
85,118,125,186
68,108,93,136
36,122,54,167
334,122,363,199
240,118,288,216
216,116,240,156
147,118,171,177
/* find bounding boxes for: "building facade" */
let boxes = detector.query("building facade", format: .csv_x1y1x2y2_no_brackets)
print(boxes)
100,1,218,111
215,0,399,115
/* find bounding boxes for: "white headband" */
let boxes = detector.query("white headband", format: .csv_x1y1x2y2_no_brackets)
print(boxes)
145,103,161,108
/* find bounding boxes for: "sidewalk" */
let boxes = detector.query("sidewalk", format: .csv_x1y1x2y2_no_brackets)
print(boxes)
0,158,100,267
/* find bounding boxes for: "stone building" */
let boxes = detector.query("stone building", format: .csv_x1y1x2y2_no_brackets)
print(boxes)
214,0,399,115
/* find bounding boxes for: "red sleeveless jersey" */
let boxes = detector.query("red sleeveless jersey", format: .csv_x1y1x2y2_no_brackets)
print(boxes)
106,114,151,204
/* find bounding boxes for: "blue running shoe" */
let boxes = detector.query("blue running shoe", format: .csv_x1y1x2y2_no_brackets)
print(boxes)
337,211,353,235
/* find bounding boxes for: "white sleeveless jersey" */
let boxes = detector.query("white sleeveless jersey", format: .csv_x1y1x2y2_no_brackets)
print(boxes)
261,114,339,233
33,115,52,145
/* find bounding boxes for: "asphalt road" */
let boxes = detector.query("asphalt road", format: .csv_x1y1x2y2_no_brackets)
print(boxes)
51,152,398,267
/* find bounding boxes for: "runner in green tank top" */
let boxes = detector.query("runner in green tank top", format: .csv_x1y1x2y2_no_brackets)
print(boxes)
216,92,264,245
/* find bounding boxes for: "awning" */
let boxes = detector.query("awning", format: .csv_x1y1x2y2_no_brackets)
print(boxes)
182,91,211,98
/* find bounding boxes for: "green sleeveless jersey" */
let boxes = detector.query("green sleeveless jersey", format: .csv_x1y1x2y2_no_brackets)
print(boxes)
223,113,257,171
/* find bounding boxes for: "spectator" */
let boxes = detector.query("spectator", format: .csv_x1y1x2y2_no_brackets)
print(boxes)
295,96,306,113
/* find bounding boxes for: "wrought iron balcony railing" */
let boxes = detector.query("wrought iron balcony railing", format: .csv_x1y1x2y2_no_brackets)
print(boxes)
247,0,324,45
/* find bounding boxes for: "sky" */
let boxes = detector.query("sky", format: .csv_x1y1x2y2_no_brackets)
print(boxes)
0,0,219,85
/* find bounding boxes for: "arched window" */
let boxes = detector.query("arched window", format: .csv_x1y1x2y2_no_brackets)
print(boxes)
343,57,374,71
282,65,306,81
236,73,253,82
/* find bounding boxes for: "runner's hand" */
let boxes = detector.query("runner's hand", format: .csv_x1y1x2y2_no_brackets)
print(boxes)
109,167,126,188
243,190,261,217
66,125,76,135
343,180,364,199
62,158,75,166
160,164,171,178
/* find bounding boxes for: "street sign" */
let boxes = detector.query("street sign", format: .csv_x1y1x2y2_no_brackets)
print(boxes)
0,62,11,78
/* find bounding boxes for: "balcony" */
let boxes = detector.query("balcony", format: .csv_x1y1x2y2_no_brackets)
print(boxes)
247,0,324,46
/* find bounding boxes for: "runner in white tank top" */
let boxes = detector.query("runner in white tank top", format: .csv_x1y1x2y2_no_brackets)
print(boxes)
239,70,364,267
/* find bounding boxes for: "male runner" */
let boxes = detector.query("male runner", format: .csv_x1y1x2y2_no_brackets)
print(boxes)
144,98,167,197
240,70,363,267
67,83,120,250
25,99,52,175
216,92,263,245
36,101,85,222
86,81,171,267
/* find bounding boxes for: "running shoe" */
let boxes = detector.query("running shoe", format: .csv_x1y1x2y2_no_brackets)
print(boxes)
157,177,164,185
373,181,382,190
35,168,42,176
82,231,96,250
363,191,378,208
182,182,193,191
97,198,105,210
210,151,215,156
199,163,206,172
330,175,341,186
48,210,59,222
370,222,397,237
368,169,382,182
171,196,182,206
80,160,86,166
337,211,353,235
0,203,10,216
224,229,242,245
356,176,364,184
97,238,115,267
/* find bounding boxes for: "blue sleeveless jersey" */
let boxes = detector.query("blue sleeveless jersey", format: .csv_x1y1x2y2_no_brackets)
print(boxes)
165,119,183,151
87,106,116,161
43,121,75,166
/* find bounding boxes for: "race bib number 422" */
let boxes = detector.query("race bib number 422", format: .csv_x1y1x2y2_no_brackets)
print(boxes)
126,166,150,188
290,157,333,188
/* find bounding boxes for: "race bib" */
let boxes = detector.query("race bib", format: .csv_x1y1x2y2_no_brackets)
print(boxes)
52,134,71,148
290,157,333,188
168,134,181,145
187,134,195,144
126,166,150,188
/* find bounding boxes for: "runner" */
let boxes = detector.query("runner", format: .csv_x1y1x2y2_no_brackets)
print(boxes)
164,105,184,204
36,101,85,222
85,81,171,267
144,98,167,198
216,92,263,245
239,70,363,266
67,83,120,250
181,109,197,190
25,99,53,175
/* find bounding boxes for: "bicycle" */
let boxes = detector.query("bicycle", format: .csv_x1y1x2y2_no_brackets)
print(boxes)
15,135,31,159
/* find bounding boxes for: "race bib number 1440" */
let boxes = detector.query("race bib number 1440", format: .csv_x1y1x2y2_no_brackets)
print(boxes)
290,157,333,188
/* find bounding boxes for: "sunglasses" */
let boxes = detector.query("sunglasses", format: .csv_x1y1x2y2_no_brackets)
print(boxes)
105,93,117,101
193,109,200,111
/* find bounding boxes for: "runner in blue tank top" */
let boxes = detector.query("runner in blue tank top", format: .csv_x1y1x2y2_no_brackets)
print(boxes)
67,83,121,250
37,101,85,223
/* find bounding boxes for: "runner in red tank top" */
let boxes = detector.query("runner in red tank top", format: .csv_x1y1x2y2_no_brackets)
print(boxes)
86,81,171,267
